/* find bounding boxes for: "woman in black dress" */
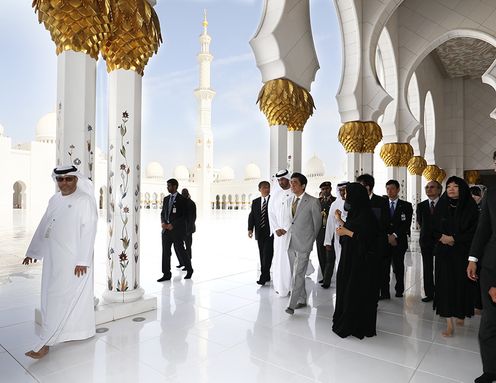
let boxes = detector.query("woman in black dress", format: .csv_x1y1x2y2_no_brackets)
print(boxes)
434,176,479,337
332,182,380,339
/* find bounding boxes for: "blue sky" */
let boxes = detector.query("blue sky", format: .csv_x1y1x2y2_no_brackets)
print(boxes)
0,0,345,179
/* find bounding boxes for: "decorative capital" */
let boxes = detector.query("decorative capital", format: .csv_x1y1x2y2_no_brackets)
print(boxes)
379,143,414,167
102,0,162,75
436,168,446,183
407,156,427,175
32,0,112,59
338,121,382,153
464,170,480,185
256,78,315,132
422,165,441,181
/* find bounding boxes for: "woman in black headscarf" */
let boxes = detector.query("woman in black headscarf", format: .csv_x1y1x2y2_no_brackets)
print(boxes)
332,182,380,339
434,176,479,337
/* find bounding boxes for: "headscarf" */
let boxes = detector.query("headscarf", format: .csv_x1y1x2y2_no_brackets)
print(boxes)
344,182,370,219
271,168,291,194
444,175,473,210
52,165,96,203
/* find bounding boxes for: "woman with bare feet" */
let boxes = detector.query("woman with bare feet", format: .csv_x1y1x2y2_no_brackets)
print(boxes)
433,176,478,337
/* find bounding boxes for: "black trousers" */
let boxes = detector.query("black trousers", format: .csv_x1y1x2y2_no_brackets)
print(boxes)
316,228,336,285
162,232,192,275
257,235,274,281
380,245,406,296
479,268,496,374
185,233,193,259
420,244,435,298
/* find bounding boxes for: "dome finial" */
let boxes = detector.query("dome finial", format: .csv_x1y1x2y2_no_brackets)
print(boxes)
202,9,208,33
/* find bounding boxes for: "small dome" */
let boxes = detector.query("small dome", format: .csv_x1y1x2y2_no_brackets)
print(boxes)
244,163,261,180
305,155,325,177
145,161,164,179
174,165,190,181
36,112,56,142
219,166,235,181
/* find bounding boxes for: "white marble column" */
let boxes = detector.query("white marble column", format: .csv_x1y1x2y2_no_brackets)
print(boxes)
360,153,374,175
347,152,361,181
270,124,288,176
56,50,96,180
386,166,408,200
104,69,144,303
287,130,302,173
409,173,422,231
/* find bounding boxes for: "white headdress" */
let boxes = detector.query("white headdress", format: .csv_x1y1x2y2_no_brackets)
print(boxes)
52,165,95,202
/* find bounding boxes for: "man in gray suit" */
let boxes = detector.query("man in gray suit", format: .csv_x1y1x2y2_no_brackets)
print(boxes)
283,172,322,315
468,151,496,383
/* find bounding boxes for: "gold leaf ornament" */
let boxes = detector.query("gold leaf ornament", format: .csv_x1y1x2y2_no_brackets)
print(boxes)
257,79,315,131
32,0,112,59
379,143,414,167
464,170,480,185
422,165,441,181
337,121,382,153
407,156,427,175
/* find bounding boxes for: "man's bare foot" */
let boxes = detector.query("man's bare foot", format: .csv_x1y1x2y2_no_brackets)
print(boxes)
455,319,464,326
25,346,49,359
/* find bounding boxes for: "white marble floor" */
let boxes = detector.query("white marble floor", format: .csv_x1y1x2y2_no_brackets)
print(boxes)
0,210,483,383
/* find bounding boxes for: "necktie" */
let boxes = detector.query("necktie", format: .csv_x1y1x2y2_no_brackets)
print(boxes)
260,198,267,228
390,201,395,217
292,197,300,217
430,200,435,215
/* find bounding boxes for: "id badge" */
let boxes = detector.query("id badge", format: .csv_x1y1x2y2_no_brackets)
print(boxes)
172,207,177,214
401,213,406,221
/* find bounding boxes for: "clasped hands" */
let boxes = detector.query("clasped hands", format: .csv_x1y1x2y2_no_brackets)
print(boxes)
388,234,398,247
23,257,87,277
439,234,455,246
275,229,287,237
162,223,174,231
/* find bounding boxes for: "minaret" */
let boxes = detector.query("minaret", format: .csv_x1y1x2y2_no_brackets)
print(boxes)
194,10,215,215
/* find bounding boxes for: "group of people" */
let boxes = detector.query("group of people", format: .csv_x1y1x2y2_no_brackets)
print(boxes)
21,157,496,382
248,161,496,383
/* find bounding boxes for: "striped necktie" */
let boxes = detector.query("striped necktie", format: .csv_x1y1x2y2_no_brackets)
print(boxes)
292,197,300,217
260,197,267,228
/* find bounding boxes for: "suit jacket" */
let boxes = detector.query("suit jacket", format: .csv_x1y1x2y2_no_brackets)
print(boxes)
387,198,413,251
370,193,390,257
286,192,322,253
248,196,272,241
469,188,496,285
416,199,441,248
160,193,187,238
185,198,197,234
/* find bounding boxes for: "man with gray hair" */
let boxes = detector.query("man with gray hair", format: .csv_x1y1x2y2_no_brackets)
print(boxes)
22,165,98,359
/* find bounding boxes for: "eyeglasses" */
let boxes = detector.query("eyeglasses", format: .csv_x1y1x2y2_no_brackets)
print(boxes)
56,176,76,183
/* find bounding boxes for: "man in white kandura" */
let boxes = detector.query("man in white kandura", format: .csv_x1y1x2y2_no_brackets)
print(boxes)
324,181,348,274
22,165,98,359
269,169,294,296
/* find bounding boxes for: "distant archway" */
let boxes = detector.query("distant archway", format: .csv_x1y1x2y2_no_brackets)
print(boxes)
12,181,26,209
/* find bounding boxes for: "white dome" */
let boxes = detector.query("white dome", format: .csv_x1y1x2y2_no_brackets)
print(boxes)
174,165,190,181
36,112,56,142
145,161,164,179
219,166,235,181
305,155,325,177
244,163,261,180
0,123,4,136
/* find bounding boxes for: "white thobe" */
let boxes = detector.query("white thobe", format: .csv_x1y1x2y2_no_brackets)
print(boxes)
268,187,293,296
26,189,97,351
324,198,347,269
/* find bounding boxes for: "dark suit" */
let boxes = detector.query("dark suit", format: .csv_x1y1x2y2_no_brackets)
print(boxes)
184,198,197,260
316,195,336,285
381,198,413,296
469,189,496,376
416,198,441,299
161,193,192,276
248,196,274,282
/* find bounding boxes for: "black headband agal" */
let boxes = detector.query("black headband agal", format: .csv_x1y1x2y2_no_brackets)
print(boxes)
53,166,78,175
276,169,289,178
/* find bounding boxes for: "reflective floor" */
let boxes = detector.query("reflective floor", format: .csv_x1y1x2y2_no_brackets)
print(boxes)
0,210,482,383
